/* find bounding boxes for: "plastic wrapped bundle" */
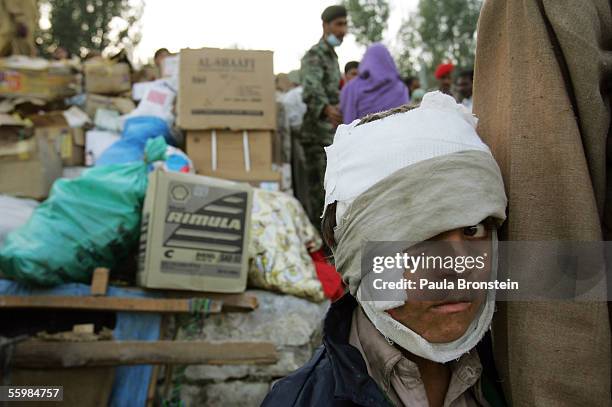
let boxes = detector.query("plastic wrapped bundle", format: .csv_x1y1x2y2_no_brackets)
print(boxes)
248,189,325,301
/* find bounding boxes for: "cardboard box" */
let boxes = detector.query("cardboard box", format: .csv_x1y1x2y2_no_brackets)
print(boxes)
186,130,281,181
0,57,76,100
0,133,63,199
178,48,276,130
29,112,85,166
85,93,136,118
0,112,30,138
161,55,179,78
84,61,131,95
138,170,252,293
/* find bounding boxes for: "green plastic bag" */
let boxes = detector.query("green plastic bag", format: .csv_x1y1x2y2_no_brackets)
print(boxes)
0,137,168,286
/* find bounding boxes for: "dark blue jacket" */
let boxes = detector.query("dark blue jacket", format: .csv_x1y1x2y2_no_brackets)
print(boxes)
262,294,393,406
261,294,506,407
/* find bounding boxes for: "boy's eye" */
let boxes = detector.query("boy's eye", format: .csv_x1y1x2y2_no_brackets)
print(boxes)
463,223,487,238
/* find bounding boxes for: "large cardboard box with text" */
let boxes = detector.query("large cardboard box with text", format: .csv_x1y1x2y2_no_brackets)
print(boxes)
177,48,276,130
137,170,253,293
185,129,281,182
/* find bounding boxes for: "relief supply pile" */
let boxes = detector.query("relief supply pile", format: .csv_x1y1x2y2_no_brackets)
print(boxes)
0,137,168,286
0,48,332,302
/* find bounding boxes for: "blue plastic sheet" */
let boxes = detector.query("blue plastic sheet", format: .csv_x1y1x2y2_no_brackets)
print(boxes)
96,116,172,166
0,279,162,407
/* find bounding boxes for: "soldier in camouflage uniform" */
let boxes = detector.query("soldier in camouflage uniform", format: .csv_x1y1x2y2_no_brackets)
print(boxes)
299,5,347,226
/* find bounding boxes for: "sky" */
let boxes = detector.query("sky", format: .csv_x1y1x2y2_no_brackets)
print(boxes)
134,0,418,74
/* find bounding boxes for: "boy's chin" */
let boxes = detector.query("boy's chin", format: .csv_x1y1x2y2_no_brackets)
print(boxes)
421,321,472,344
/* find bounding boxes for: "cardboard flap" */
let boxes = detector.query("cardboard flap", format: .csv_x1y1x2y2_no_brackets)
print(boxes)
84,61,130,76
0,113,28,127
86,94,135,115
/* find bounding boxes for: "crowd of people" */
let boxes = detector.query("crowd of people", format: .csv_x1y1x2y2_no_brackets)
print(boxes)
288,5,476,227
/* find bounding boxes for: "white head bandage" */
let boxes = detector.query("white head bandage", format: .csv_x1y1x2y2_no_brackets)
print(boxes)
323,91,490,226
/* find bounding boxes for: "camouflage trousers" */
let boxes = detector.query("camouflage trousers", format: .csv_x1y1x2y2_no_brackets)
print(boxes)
300,141,328,228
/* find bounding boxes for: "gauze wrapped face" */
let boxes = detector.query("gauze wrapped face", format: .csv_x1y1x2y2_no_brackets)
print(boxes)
323,91,507,363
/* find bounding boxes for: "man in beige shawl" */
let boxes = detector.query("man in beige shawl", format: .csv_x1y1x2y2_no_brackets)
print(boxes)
473,1,611,405
0,0,39,57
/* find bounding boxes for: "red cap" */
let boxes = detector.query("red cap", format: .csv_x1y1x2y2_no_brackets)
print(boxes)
434,63,455,79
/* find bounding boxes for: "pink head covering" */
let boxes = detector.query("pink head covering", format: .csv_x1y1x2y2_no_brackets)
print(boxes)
340,43,409,124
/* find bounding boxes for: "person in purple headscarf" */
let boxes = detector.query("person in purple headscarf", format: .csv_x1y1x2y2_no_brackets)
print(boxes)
340,43,409,124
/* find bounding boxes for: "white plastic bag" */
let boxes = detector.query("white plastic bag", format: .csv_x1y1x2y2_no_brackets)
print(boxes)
85,130,121,166
0,195,39,247
125,81,176,126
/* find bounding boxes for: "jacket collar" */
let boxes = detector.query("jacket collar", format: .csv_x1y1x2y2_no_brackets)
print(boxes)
318,38,338,58
322,294,394,407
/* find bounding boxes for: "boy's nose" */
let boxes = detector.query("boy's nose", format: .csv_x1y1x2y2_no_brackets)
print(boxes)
436,229,472,258
439,228,465,242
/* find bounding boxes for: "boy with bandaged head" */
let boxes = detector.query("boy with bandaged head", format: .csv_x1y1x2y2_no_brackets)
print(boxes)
262,92,508,406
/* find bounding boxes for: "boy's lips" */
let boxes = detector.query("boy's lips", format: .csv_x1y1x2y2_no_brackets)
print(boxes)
429,301,472,314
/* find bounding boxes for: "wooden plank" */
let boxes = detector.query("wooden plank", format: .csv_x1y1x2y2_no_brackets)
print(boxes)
145,290,259,312
0,296,222,314
147,365,160,407
72,324,95,334
97,286,259,312
90,268,110,296
200,292,259,312
12,340,279,368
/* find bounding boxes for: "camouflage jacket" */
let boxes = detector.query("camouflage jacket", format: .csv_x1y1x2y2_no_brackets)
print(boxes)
299,39,341,146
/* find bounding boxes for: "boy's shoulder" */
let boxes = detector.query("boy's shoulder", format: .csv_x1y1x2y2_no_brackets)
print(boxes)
261,346,339,407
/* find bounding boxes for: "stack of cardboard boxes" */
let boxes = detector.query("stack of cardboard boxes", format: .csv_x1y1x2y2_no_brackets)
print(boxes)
178,48,281,187
136,47,279,293
0,56,137,200
82,59,134,166
0,57,79,199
